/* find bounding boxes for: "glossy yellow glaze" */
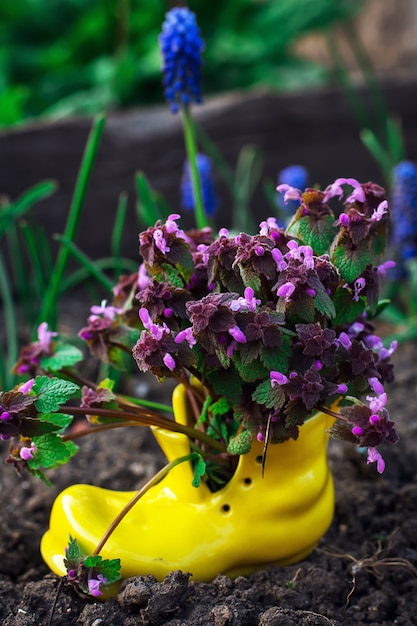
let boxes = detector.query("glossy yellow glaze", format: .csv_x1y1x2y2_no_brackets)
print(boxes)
41,385,335,595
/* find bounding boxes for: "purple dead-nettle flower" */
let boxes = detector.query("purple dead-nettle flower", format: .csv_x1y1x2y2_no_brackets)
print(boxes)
363,334,384,350
259,217,280,236
19,442,36,461
175,327,196,348
18,379,35,394
228,325,247,343
353,277,366,302
370,200,388,222
276,184,303,204
37,322,58,353
90,300,122,321
139,308,170,340
277,281,296,302
337,332,352,349
378,340,398,361
137,263,152,290
368,377,385,395
88,574,107,597
377,259,396,277
367,447,385,474
270,371,289,387
347,321,366,338
218,228,229,238
284,241,315,270
229,287,261,312
323,177,365,204
271,248,288,272
367,392,387,413
153,228,170,254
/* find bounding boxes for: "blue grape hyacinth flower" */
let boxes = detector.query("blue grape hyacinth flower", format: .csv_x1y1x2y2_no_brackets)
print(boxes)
181,153,218,217
391,161,417,271
276,165,310,222
159,7,204,114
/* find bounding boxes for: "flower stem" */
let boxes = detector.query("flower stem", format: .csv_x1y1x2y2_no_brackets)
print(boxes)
181,105,207,229
63,405,227,452
92,453,200,556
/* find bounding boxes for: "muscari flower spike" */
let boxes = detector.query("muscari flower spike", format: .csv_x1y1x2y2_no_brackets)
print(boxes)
159,7,204,113
181,153,218,216
390,160,417,273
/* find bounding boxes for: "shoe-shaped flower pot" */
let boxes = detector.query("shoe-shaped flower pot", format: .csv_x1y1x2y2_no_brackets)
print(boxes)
41,384,335,595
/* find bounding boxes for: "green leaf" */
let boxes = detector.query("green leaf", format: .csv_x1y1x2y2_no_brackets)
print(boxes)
191,454,206,488
238,264,261,293
29,434,79,470
252,379,286,410
41,343,84,372
234,353,268,382
33,376,79,412
297,215,337,255
96,558,122,585
332,286,366,326
227,429,253,455
209,397,231,416
39,412,73,432
64,536,86,570
260,335,291,372
331,241,371,282
19,418,63,438
206,367,243,406
314,287,336,319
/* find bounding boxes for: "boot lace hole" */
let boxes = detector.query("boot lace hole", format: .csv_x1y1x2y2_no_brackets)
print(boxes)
221,504,231,514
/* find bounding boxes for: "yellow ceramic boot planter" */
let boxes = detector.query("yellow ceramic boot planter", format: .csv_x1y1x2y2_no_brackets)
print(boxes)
41,383,335,593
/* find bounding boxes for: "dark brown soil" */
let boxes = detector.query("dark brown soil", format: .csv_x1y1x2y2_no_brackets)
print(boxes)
1,341,416,626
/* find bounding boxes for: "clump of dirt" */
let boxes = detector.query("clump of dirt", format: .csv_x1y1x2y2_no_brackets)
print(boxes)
0,342,416,625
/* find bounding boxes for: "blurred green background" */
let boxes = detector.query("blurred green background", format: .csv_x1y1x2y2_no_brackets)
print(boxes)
0,0,363,127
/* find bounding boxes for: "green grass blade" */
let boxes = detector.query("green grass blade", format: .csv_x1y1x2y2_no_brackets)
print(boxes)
0,180,57,238
54,235,114,292
20,221,47,300
360,129,393,183
60,257,139,293
195,122,235,194
135,171,161,227
0,249,18,388
37,113,106,328
233,145,262,234
111,192,128,279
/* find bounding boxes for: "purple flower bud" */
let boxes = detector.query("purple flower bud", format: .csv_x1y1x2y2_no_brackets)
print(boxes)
306,288,316,297
337,384,348,394
368,377,384,395
352,426,364,436
163,353,176,371
315,360,323,370
228,325,247,344
0,411,11,421
17,364,30,374
1,434,10,441
339,212,350,227
369,414,380,424
257,433,264,442
338,332,352,349
255,246,265,256
18,379,35,394
163,308,173,318
67,569,77,579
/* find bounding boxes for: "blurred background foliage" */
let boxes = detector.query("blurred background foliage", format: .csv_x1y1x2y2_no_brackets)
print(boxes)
0,0,363,127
